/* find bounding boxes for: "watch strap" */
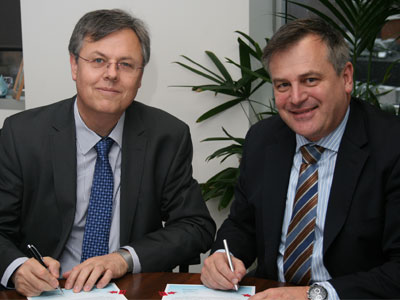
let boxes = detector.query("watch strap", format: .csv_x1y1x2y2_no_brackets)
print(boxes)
114,248,133,273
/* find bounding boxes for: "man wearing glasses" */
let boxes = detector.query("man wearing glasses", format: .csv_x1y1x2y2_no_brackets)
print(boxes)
0,9,215,297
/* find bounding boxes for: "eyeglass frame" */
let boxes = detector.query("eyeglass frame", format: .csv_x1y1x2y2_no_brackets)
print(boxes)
76,55,144,74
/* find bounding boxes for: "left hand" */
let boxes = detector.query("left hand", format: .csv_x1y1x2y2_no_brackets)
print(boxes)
249,286,309,300
62,252,128,293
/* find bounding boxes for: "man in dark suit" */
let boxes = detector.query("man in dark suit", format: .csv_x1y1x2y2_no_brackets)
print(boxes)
0,9,215,297
201,18,400,299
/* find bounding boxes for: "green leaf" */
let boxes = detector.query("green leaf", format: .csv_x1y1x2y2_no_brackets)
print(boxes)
235,31,264,57
382,59,400,85
219,187,235,210
187,84,241,97
173,61,223,84
179,55,225,82
227,58,271,82
196,98,245,122
205,51,233,83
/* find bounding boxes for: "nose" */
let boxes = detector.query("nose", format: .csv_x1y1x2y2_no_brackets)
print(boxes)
104,62,118,81
290,83,307,105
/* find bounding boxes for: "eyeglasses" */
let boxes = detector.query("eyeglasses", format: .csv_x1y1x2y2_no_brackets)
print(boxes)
77,55,144,74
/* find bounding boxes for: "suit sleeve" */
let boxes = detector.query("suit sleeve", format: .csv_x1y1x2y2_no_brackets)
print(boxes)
0,118,28,279
128,125,216,271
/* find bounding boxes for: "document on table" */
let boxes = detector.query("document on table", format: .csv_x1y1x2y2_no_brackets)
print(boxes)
161,284,255,299
27,283,127,300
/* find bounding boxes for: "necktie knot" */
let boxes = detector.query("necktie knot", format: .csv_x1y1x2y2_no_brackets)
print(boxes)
300,144,325,165
95,137,114,158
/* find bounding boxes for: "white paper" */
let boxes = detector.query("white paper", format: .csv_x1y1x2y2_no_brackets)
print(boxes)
161,284,255,300
28,283,127,300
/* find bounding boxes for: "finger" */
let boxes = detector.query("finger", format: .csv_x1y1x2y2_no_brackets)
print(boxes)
72,266,93,293
43,257,61,279
232,257,246,280
82,265,105,292
249,290,269,300
96,269,113,289
62,270,71,279
215,254,241,283
201,266,233,290
201,254,236,290
64,265,83,290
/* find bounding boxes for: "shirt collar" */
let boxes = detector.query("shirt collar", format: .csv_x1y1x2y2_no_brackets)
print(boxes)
74,99,125,155
295,105,350,153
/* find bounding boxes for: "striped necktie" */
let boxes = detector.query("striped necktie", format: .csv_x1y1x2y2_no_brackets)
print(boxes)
81,137,114,262
283,144,325,285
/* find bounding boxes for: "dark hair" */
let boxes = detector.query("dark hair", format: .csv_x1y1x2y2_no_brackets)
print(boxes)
262,18,349,75
68,9,150,66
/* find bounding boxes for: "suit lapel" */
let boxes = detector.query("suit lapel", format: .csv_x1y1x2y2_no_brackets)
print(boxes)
50,98,77,258
323,100,369,253
262,121,296,277
119,102,147,245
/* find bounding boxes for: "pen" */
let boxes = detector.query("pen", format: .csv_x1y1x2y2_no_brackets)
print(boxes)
27,244,64,295
223,239,239,291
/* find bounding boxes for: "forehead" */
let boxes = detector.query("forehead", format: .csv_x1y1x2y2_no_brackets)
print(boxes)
269,35,332,79
80,28,142,59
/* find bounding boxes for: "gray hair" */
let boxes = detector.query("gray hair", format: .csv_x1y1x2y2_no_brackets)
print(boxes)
262,18,350,75
68,9,150,66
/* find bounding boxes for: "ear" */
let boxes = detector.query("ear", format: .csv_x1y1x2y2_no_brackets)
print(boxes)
342,62,354,95
70,53,78,81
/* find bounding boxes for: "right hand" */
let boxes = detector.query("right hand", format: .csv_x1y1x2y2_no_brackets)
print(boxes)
201,251,246,290
12,257,61,297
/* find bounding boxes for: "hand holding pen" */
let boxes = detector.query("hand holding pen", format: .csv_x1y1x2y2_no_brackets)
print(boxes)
27,244,63,295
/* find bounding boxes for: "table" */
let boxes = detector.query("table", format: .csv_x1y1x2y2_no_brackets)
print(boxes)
0,272,289,299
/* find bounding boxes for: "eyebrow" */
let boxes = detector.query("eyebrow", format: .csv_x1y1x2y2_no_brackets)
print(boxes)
299,71,323,78
272,71,323,83
89,51,136,62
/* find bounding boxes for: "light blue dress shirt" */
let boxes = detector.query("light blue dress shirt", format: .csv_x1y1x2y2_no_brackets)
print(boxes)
277,107,350,300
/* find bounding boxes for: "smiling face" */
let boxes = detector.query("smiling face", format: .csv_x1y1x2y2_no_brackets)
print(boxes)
70,28,143,133
269,34,353,142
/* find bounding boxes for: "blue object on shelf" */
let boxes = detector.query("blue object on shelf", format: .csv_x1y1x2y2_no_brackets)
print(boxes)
0,75,8,98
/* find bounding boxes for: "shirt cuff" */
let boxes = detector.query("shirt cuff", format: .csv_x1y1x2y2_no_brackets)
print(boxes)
1,257,28,288
317,281,340,300
121,246,141,273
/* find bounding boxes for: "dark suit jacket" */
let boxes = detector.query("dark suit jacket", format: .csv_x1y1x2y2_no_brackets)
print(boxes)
0,97,215,279
213,98,400,299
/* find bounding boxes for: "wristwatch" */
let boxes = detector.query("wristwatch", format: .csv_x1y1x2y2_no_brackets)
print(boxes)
114,248,134,273
307,284,328,300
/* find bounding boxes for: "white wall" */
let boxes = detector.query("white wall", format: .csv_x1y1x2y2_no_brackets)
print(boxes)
14,0,275,272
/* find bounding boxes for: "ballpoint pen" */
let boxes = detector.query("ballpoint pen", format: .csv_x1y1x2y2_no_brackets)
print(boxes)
223,239,239,291
27,244,64,295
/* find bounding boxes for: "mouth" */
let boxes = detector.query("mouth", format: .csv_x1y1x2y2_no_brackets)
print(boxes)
290,106,318,119
291,106,317,114
96,87,121,94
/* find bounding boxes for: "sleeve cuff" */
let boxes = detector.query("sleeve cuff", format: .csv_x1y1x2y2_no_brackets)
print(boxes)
1,257,28,288
316,281,340,300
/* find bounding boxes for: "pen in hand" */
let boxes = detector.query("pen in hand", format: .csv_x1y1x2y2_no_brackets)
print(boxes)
223,239,239,291
27,244,64,295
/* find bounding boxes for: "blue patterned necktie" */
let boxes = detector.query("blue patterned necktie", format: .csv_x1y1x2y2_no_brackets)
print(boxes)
81,137,114,262
283,144,325,285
